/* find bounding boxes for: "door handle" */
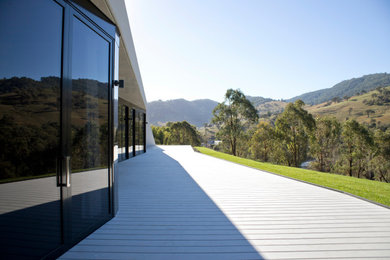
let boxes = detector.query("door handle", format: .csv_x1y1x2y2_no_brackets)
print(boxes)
57,156,71,187
64,156,70,187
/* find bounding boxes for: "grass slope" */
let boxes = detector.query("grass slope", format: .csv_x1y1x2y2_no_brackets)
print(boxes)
195,147,390,207
306,86,390,126
256,100,287,116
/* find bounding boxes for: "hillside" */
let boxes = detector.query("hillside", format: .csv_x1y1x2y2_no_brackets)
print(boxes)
288,73,390,105
148,96,282,127
148,99,218,127
246,95,274,107
256,100,287,116
306,86,390,127
147,73,390,127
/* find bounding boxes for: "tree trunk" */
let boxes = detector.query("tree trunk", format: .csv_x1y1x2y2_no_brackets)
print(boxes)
348,158,353,176
232,137,236,156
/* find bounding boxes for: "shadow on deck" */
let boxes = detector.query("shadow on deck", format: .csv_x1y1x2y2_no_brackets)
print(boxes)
60,145,390,260
60,146,264,259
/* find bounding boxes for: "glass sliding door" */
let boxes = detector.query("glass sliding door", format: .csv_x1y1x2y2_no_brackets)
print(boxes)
70,16,111,241
118,103,136,161
0,0,116,258
0,0,63,258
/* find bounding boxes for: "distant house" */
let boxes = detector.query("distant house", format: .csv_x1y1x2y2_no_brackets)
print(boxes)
207,139,222,147
0,0,154,258
214,140,223,146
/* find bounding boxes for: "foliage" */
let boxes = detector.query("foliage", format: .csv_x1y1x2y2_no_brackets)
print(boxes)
235,127,254,158
363,86,390,106
212,92,390,184
331,96,342,103
212,89,258,156
195,147,390,207
0,76,109,182
152,125,167,145
0,115,58,180
249,122,275,162
309,117,341,172
369,129,390,183
275,100,315,167
152,121,201,146
336,120,373,178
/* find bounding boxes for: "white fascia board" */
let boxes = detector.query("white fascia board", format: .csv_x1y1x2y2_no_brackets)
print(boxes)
104,0,155,146
105,0,147,107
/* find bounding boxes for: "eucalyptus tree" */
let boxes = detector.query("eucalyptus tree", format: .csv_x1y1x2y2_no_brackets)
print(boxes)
338,120,373,178
250,121,275,162
275,100,315,167
151,121,201,146
166,121,201,146
212,89,258,156
371,129,390,182
309,117,341,172
151,125,167,145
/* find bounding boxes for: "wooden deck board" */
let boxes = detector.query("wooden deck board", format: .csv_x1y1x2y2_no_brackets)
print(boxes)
59,145,390,259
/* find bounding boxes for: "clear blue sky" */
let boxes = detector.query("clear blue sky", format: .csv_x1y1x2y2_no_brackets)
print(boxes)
126,0,390,102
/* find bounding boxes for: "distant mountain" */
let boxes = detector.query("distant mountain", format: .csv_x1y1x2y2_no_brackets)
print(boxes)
148,96,276,127
246,96,274,107
148,99,218,127
288,73,390,105
148,73,390,127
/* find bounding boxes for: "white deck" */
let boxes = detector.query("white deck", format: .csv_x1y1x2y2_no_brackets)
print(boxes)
60,145,390,260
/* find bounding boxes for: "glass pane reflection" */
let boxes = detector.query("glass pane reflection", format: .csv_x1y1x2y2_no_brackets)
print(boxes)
71,17,110,240
0,0,62,258
118,104,126,161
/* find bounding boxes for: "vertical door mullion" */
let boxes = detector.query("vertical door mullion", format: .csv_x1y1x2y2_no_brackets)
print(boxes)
125,107,129,159
61,4,73,247
143,113,146,153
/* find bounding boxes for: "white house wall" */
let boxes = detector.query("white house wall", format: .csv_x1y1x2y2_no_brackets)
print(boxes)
91,0,155,146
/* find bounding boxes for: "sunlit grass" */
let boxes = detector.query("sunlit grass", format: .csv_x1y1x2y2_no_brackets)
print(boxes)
195,147,390,207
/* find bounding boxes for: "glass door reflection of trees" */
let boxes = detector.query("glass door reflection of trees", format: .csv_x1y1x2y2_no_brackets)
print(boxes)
0,0,115,258
0,0,63,258
70,17,110,241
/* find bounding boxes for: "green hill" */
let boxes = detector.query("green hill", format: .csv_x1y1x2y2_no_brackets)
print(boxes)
288,73,390,105
246,95,274,107
306,86,390,127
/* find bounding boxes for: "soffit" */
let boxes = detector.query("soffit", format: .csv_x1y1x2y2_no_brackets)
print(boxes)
90,0,146,110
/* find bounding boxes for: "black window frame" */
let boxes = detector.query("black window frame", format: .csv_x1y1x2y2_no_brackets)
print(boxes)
0,0,117,259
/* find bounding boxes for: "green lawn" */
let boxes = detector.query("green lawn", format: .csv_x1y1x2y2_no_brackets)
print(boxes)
195,147,390,207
